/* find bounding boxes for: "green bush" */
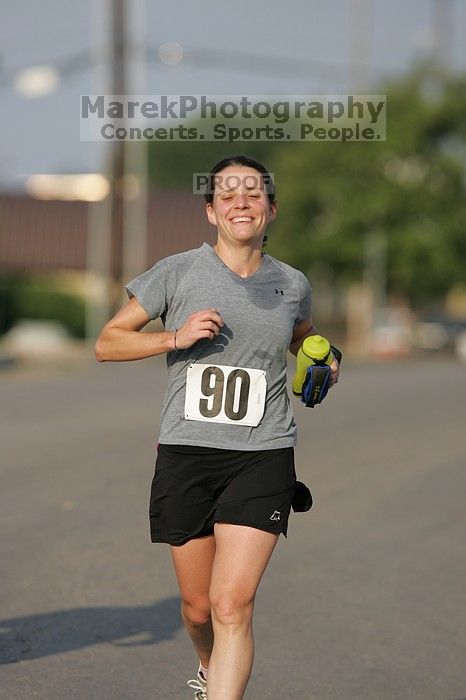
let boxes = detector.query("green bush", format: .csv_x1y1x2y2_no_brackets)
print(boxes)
0,273,86,338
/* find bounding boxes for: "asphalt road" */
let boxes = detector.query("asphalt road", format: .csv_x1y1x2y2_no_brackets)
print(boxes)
1,356,465,700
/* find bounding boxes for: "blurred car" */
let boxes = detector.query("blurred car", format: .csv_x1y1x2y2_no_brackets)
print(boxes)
414,316,466,354
454,331,466,364
372,307,414,358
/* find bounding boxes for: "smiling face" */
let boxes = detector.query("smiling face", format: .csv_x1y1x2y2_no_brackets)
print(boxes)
206,165,276,247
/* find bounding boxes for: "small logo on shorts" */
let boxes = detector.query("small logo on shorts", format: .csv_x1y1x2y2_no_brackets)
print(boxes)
275,289,284,295
269,510,281,521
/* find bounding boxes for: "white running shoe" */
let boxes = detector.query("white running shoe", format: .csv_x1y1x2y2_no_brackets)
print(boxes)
186,669,207,699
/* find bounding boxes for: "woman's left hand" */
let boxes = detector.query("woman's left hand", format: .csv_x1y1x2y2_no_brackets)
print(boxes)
329,359,340,388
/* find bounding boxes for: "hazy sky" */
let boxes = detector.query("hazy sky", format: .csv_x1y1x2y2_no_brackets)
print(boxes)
1,0,465,189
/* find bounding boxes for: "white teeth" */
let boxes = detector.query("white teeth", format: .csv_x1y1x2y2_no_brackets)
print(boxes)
232,217,253,222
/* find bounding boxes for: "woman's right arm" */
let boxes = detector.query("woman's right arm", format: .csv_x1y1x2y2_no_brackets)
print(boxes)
95,299,224,362
95,297,174,362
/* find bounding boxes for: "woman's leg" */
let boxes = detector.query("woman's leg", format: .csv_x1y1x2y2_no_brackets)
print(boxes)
170,534,216,669
207,522,280,700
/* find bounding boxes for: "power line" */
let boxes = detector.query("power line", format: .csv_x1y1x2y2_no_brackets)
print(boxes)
1,43,394,92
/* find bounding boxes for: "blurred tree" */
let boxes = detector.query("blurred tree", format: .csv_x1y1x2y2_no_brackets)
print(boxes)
147,139,274,190
0,274,86,338
267,67,466,310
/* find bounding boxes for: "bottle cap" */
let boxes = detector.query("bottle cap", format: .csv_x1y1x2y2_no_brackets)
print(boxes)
302,335,330,361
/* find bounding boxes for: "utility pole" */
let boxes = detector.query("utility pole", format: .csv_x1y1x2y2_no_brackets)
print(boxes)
85,0,114,343
107,0,148,320
107,0,127,319
121,0,148,292
346,0,388,358
347,0,373,92
86,0,148,337
433,0,454,72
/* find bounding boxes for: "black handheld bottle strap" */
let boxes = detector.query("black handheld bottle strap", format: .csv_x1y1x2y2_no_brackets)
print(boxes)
330,345,342,365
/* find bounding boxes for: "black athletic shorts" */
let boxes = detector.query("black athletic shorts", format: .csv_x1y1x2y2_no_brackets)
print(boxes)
149,443,297,546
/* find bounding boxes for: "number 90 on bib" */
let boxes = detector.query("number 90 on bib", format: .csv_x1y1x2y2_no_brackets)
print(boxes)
184,363,267,427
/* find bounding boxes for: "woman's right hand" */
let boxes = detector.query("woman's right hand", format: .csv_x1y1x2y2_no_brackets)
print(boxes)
175,308,224,350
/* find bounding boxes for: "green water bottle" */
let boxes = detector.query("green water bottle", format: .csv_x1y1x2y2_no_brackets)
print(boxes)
292,335,334,397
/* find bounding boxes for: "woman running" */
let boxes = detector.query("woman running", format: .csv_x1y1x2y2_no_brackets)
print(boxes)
95,154,340,700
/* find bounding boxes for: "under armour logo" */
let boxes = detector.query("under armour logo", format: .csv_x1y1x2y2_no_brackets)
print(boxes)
269,510,281,521
275,289,284,295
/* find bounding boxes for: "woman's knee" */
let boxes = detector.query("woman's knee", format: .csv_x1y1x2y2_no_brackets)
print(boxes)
181,598,212,626
209,593,254,626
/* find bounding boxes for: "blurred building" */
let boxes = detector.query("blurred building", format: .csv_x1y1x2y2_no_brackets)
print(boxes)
0,190,214,273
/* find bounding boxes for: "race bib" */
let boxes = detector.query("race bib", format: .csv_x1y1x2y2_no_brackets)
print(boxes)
184,363,267,427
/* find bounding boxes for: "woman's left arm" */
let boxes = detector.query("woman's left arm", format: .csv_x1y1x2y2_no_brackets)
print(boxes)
288,317,340,386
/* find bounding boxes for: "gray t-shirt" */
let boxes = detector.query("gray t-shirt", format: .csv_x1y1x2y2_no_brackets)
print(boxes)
124,242,311,451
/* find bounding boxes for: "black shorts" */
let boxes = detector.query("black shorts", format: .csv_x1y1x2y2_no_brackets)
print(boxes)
149,443,297,546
